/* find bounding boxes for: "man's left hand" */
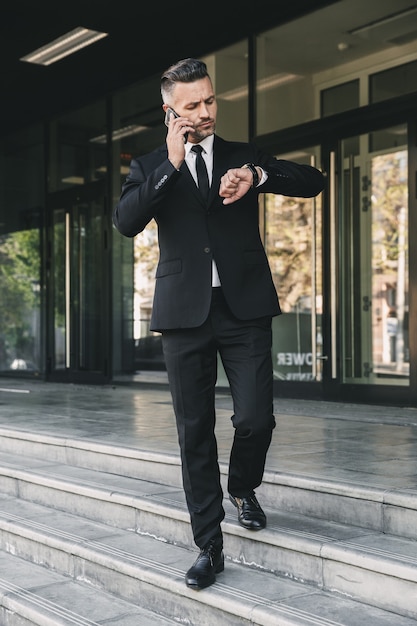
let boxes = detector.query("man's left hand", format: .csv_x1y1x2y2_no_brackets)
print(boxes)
219,168,253,205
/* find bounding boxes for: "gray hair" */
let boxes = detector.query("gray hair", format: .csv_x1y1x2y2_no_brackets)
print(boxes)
161,58,209,103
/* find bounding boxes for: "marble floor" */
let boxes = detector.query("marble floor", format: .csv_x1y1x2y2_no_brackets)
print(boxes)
0,377,417,494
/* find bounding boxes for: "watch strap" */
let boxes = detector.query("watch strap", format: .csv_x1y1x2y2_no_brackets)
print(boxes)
242,163,259,187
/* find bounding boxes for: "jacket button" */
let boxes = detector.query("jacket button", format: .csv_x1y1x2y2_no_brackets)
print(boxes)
204,247,210,253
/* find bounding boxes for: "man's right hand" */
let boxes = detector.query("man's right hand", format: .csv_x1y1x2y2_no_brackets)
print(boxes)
166,114,192,169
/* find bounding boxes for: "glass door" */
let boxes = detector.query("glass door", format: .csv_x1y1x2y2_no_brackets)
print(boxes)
47,184,109,382
264,148,324,384
338,125,409,386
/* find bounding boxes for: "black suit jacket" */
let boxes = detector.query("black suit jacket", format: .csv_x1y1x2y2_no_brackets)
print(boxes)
113,135,325,331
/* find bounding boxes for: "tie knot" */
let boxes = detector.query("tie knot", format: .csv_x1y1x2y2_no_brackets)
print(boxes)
192,145,204,155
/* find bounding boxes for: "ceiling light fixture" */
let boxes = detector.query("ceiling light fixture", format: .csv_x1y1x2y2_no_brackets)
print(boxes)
349,7,417,43
20,27,108,66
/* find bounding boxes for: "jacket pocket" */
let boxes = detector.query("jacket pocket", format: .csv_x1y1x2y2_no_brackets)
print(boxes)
156,258,182,278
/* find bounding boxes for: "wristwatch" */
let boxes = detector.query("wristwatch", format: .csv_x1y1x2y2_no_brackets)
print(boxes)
242,163,259,187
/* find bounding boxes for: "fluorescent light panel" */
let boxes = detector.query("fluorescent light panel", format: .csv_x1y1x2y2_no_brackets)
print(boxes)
349,7,417,38
20,27,108,66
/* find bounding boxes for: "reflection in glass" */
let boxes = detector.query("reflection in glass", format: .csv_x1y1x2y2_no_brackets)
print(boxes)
133,222,164,371
0,229,41,373
370,60,417,104
204,41,248,142
71,201,104,371
53,210,66,369
52,200,105,373
321,80,359,116
340,127,409,385
264,152,322,382
49,101,107,193
371,149,408,378
256,30,314,135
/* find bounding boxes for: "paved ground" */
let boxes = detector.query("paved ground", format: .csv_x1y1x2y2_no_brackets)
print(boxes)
1,377,417,493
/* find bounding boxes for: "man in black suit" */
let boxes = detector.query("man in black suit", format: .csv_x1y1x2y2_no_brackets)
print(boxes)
113,58,324,590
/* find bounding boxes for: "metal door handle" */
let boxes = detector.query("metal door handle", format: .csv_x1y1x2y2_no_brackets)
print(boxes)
329,151,337,379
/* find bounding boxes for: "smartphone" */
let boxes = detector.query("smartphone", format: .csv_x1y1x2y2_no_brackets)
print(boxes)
164,107,188,143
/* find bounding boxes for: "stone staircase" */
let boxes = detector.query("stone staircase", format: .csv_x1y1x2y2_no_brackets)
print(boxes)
0,426,416,625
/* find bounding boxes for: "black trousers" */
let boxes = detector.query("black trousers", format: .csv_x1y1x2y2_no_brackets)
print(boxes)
161,288,276,549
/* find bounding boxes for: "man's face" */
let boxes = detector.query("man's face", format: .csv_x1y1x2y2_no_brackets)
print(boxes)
167,76,217,142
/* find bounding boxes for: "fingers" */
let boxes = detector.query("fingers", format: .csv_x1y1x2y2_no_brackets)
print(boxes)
220,168,252,190
168,115,192,143
219,168,252,202
223,169,240,184
166,116,192,167
219,170,240,196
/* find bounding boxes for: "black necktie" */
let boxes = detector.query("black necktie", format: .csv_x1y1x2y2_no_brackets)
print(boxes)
191,145,210,200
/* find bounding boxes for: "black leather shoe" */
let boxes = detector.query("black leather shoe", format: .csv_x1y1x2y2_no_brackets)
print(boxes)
229,492,266,530
185,540,224,590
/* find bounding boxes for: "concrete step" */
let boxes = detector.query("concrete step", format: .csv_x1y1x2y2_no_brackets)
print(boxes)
0,550,179,625
0,495,415,626
0,447,416,620
0,425,416,540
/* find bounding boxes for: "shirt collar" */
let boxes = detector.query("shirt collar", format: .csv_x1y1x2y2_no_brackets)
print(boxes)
185,134,214,157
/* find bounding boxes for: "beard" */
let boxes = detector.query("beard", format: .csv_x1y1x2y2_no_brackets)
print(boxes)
192,121,216,142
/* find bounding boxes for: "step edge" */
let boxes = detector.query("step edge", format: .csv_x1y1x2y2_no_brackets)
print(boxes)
1,507,417,583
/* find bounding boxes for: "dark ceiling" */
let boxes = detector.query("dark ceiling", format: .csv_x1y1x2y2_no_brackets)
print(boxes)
0,0,338,137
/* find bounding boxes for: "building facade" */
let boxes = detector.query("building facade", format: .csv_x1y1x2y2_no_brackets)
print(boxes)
1,0,417,405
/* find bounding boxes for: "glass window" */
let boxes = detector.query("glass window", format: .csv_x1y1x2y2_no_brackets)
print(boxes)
264,149,323,383
204,41,248,141
339,126,409,386
371,148,408,379
256,30,315,134
50,193,107,376
112,73,166,375
0,126,44,375
256,3,417,136
369,124,408,152
321,80,359,116
48,100,107,192
370,60,417,103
